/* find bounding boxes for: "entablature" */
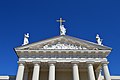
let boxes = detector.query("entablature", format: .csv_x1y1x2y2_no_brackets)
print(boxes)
18,58,108,70
19,57,107,63
16,49,111,58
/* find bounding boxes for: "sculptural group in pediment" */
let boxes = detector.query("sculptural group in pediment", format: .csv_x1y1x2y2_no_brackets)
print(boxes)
42,42,87,50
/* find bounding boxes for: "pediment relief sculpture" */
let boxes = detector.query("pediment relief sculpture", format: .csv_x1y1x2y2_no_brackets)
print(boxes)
41,42,88,50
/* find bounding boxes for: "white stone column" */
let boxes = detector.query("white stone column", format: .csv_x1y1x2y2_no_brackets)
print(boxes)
16,61,25,80
72,62,80,80
102,61,111,80
48,62,56,80
32,62,40,80
87,61,95,80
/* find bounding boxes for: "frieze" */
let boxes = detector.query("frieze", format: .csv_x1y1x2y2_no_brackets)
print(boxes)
41,42,87,50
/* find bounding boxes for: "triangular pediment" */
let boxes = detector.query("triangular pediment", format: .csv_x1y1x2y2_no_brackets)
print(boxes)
15,35,112,50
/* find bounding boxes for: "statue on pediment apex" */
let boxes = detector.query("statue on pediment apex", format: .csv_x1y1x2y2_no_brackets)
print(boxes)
60,25,66,35
56,18,66,35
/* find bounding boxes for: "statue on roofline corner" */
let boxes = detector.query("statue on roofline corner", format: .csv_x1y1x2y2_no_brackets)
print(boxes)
22,33,29,46
96,34,103,45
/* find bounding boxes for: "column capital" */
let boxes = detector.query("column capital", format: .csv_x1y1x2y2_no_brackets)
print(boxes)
86,61,94,64
71,61,79,64
32,61,41,64
71,61,79,66
17,61,26,65
101,61,109,64
32,61,40,66
48,61,56,64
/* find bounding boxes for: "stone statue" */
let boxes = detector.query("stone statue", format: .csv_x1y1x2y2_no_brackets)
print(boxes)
60,25,66,35
22,33,29,46
96,34,103,45
56,18,66,35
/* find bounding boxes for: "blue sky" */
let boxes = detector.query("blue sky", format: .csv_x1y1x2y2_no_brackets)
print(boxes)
0,0,120,76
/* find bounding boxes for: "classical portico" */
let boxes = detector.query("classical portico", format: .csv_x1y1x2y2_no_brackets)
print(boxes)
14,35,112,80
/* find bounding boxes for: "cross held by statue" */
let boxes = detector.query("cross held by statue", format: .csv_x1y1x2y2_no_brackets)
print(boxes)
56,18,65,26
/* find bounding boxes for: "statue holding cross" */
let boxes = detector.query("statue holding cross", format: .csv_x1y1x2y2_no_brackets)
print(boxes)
57,18,66,35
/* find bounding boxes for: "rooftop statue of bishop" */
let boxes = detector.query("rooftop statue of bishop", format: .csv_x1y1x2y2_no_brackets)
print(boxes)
22,33,29,46
57,18,66,35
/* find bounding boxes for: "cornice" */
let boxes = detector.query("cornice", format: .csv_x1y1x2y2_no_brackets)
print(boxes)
16,49,111,53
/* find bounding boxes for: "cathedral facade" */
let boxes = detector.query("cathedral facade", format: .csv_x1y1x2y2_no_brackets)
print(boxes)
0,18,120,80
